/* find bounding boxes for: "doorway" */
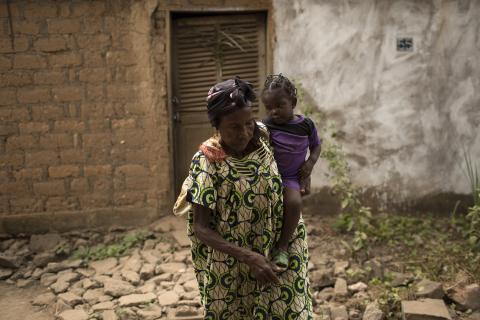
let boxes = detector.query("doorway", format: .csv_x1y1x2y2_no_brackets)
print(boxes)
171,12,267,192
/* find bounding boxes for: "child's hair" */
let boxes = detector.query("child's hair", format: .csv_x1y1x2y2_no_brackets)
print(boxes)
262,74,297,106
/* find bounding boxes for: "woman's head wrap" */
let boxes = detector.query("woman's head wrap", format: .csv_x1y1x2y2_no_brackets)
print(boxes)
206,77,256,127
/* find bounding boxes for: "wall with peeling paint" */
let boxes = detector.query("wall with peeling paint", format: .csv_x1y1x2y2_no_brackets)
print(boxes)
273,0,480,207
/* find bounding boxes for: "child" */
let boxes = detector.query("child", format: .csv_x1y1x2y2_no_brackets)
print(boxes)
261,74,321,272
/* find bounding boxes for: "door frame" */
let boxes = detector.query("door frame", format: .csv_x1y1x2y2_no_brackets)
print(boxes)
166,8,274,203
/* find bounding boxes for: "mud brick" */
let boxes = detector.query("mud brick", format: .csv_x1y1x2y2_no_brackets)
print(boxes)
13,168,43,180
52,86,84,102
54,120,86,132
79,68,110,83
106,51,137,66
0,88,16,105
76,34,110,49
86,84,105,101
14,54,47,69
0,37,29,53
34,71,66,85
87,119,110,131
33,181,65,196
12,20,40,34
83,17,104,34
83,49,105,67
0,72,33,87
17,88,51,103
115,164,148,177
32,105,65,120
114,191,145,206
25,150,59,167
0,124,18,136
71,1,106,17
114,129,145,147
83,133,111,148
92,177,113,192
0,181,29,195
10,198,43,213
39,133,72,149
45,196,78,212
0,153,24,168
112,119,136,130
60,149,85,164
124,102,145,116
0,2,22,18
49,53,82,67
84,165,112,176
24,2,58,18
81,103,114,119
106,85,135,101
19,122,49,134
49,165,80,178
70,178,89,193
34,36,67,52
125,176,152,190
124,148,149,164
0,107,30,121
79,193,110,209
0,56,12,69
6,135,37,150
47,18,81,34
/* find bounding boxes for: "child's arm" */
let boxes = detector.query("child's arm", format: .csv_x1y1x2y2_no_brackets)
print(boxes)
299,144,321,181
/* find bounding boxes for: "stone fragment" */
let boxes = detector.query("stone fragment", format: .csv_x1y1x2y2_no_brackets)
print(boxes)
183,279,198,292
90,257,118,275
156,262,187,274
158,291,180,306
141,250,161,265
103,278,135,297
118,293,157,307
318,306,332,320
391,272,414,287
135,304,163,320
0,254,20,268
140,263,155,280
32,251,57,267
138,282,156,294
334,260,349,276
58,309,88,320
123,255,143,273
331,305,348,320
363,301,383,320
54,299,72,313
365,259,383,280
32,291,56,306
348,282,368,292
468,312,480,320
83,288,105,304
149,273,173,284
91,301,115,311
401,299,452,320
82,278,100,290
448,283,480,311
349,309,362,320
317,287,334,302
44,261,70,273
16,278,35,288
0,268,13,280
121,269,140,285
171,230,190,247
40,273,57,286
175,305,201,317
143,239,156,250
155,242,172,253
29,233,62,252
310,267,335,288
334,278,348,297
58,292,83,306
102,310,118,320
173,250,190,262
57,270,81,283
51,280,70,293
416,279,444,299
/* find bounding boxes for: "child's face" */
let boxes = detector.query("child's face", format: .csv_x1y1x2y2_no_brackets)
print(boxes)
262,89,295,125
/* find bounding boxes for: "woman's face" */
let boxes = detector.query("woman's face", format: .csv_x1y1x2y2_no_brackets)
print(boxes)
217,107,255,155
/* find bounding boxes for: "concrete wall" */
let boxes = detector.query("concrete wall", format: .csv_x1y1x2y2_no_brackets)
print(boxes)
273,0,480,209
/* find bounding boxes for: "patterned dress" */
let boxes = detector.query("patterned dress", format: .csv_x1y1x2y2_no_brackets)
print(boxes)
186,127,313,320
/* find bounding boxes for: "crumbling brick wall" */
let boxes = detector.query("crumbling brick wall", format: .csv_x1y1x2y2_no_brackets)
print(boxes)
0,0,171,233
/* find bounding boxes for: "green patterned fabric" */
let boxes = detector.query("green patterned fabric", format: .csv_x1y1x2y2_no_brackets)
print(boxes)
187,129,313,320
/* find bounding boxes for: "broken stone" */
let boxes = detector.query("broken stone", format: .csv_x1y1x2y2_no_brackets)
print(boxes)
348,282,368,292
58,292,83,307
334,278,348,297
103,278,135,297
183,279,198,292
121,269,140,285
365,259,383,280
0,254,20,269
175,305,201,317
158,291,180,306
138,282,156,294
310,267,335,288
331,305,348,320
29,233,63,253
141,250,161,265
91,301,115,311
32,252,57,267
90,258,118,275
16,278,34,288
0,268,13,280
143,239,156,250
149,273,173,284
171,230,190,247
44,261,70,273
416,279,444,299
401,299,452,320
391,272,414,287
40,273,58,286
119,292,157,307
349,309,362,320
102,310,118,320
58,309,88,320
83,288,105,304
140,263,155,280
363,301,383,320
334,260,349,276
51,280,70,294
449,283,480,311
32,291,56,306
155,242,172,253
317,287,334,302
135,304,164,320
156,262,187,274
82,278,100,290
54,298,72,313
57,270,81,284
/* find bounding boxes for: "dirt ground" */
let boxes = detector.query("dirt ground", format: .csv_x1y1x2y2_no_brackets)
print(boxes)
0,282,53,320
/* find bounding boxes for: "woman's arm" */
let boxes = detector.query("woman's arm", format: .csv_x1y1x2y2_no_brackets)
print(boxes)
193,203,279,284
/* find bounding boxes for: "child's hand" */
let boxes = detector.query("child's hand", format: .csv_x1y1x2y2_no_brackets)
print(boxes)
299,159,314,181
300,176,311,196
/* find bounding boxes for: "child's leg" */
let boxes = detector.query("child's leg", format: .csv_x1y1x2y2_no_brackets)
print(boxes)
277,186,302,252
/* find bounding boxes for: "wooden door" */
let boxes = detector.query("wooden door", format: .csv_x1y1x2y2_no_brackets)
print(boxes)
172,13,267,192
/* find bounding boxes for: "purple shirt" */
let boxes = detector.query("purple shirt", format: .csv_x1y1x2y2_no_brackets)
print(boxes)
263,115,321,190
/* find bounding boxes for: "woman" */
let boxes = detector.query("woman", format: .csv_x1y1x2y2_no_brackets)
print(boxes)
185,78,313,319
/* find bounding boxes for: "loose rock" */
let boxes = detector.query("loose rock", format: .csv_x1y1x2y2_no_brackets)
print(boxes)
416,279,444,299
401,299,452,320
32,292,56,306
118,292,157,307
449,283,480,311
158,291,180,306
90,258,118,275
58,309,88,320
363,301,383,320
103,278,135,297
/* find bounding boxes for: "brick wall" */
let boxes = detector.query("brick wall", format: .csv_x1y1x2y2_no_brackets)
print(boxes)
0,0,171,233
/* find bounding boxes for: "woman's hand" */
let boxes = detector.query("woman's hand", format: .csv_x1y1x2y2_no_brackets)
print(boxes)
244,251,279,285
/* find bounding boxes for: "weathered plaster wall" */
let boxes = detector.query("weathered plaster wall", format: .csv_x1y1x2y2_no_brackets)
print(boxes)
273,0,480,207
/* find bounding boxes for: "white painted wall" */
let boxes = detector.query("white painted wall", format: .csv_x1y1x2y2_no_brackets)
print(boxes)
273,0,480,204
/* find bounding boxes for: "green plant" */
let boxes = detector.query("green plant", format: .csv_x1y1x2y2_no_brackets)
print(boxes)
72,231,147,262
463,149,480,206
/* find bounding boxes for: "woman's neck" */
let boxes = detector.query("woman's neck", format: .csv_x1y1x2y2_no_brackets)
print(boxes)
220,139,257,159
